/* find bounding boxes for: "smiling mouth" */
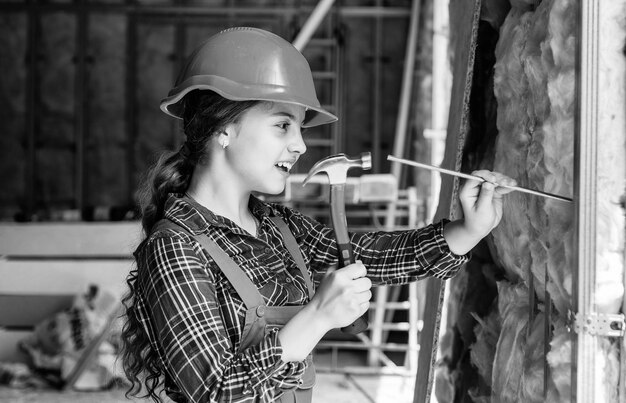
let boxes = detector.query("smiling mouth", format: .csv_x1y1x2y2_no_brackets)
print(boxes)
275,161,294,173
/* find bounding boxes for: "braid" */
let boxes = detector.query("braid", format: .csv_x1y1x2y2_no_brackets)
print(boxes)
136,151,192,235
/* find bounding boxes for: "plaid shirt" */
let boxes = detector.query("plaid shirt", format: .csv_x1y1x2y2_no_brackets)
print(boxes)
133,194,468,402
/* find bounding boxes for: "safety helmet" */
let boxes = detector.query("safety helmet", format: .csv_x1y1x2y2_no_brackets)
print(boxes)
160,27,338,128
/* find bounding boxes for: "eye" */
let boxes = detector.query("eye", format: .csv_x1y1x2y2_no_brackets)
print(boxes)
276,122,290,131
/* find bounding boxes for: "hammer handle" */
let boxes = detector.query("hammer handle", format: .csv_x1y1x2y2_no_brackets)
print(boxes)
337,242,354,267
330,185,370,334
342,309,369,333
335,243,369,334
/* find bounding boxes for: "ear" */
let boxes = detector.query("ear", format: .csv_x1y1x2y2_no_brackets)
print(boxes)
217,130,230,149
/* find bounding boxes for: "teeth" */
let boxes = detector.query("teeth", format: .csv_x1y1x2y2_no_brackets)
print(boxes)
276,162,293,171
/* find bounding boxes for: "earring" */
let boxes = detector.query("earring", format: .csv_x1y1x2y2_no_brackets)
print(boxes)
218,131,229,149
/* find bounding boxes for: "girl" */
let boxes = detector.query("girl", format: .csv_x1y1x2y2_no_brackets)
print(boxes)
121,27,515,403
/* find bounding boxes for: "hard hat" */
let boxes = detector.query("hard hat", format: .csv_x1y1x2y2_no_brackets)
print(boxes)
160,27,338,128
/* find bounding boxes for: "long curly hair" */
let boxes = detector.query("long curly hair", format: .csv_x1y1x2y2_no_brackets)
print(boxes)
121,90,259,402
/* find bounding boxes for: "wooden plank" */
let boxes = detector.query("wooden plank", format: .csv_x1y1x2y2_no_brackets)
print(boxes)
0,260,132,295
0,222,142,257
0,295,75,327
413,0,482,402
0,329,31,362
62,304,124,390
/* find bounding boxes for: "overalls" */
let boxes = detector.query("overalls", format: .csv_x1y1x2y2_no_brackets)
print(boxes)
157,216,316,403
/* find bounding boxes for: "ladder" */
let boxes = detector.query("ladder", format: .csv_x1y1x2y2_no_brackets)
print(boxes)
301,183,424,376
289,0,424,376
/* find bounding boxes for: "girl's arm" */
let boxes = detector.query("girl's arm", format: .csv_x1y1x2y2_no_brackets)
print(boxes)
275,170,515,287
285,208,469,286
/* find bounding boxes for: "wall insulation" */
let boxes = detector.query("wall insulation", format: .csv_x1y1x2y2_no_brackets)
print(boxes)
436,0,626,402
0,14,27,213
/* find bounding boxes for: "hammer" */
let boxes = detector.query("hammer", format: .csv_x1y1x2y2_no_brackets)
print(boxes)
302,152,372,334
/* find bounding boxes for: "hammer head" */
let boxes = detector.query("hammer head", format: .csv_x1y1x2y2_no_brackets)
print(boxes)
302,152,372,186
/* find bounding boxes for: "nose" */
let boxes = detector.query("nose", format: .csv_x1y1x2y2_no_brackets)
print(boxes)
288,127,307,155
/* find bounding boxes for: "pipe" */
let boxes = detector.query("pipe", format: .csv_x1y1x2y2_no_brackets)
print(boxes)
384,0,421,227
292,0,336,51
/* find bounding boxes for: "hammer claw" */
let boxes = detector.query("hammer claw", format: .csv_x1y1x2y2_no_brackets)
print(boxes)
302,152,372,186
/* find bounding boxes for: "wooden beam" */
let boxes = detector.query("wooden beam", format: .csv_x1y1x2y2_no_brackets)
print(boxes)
0,3,411,18
0,222,141,256
0,260,131,295
413,0,482,402
74,0,88,212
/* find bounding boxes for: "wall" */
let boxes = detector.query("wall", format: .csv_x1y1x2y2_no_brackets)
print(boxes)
436,0,626,401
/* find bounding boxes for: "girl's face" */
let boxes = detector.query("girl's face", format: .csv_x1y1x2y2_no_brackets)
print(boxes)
224,101,307,195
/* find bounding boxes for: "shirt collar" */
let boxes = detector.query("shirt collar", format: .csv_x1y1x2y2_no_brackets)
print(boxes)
162,193,278,235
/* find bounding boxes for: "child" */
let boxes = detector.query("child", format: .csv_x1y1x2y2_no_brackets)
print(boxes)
121,27,515,403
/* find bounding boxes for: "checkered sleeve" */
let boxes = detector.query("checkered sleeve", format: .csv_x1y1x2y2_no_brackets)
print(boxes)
136,233,303,403
349,219,470,285
280,207,469,286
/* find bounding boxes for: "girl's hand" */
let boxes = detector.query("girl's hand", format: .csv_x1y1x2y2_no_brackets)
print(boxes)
309,261,372,331
443,170,516,255
277,262,372,362
459,170,517,238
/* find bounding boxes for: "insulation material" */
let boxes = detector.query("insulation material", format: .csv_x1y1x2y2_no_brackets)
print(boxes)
545,320,571,401
435,250,501,401
434,269,469,403
489,282,544,403
468,303,500,400
134,25,175,179
466,0,626,401
86,14,128,207
39,13,76,146
489,7,537,287
0,15,27,219
433,0,625,400
38,13,77,208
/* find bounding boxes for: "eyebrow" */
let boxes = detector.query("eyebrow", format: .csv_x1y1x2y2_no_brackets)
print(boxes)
271,111,296,119
271,111,305,124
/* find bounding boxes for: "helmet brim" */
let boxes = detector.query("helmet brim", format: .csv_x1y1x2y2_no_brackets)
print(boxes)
160,76,338,129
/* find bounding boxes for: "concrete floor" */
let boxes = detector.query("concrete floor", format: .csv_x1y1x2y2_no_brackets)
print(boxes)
0,372,416,403
0,350,417,402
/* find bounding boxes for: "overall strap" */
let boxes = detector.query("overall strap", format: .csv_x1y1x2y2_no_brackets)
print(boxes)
195,235,265,309
152,219,265,309
269,216,315,299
